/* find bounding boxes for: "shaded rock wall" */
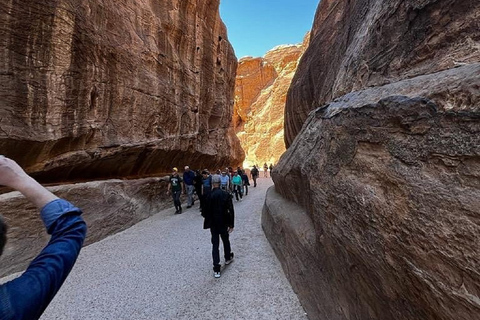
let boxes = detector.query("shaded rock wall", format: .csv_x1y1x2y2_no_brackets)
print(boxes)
285,0,480,147
234,35,308,167
0,177,173,277
265,0,480,319
0,0,243,183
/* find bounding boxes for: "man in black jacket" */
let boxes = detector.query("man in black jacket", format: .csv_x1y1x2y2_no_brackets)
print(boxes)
202,174,235,278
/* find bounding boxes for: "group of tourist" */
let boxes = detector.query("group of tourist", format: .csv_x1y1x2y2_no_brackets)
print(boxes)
167,164,274,214
166,163,273,278
0,156,275,319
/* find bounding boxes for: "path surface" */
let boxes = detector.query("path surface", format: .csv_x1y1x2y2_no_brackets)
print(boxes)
40,177,308,320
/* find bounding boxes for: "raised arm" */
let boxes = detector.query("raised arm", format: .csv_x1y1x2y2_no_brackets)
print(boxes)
0,156,58,209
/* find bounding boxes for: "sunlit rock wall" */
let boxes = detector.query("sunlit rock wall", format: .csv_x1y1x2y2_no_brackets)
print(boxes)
234,34,308,168
264,0,480,319
0,0,244,183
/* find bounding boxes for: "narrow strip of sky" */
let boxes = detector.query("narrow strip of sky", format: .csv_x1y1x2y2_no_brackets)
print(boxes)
219,0,320,59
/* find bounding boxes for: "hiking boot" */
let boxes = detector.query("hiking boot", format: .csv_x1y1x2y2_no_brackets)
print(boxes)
214,271,221,278
225,252,234,265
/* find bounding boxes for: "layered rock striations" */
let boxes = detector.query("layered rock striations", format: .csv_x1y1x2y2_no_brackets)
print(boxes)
264,1,480,319
285,0,480,147
234,35,308,167
0,0,243,183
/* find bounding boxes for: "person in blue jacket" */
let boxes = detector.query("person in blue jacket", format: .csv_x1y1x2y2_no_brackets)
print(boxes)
0,155,87,320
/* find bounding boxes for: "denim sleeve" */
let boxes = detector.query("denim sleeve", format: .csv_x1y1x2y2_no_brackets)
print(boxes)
0,199,87,320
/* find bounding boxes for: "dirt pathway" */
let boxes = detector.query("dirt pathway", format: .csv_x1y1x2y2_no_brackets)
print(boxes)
40,177,308,320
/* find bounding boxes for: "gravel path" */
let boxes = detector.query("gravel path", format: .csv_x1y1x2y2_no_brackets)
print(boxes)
40,177,308,320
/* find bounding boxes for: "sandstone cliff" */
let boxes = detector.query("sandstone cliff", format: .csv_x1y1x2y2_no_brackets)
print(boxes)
234,34,308,167
264,1,480,319
0,0,243,183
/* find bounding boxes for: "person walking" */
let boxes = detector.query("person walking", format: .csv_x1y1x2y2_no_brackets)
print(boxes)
202,175,235,278
220,170,231,192
263,163,268,178
269,163,274,177
241,170,250,196
231,171,243,201
167,167,184,214
193,170,203,209
251,165,259,187
200,170,212,212
0,155,87,320
183,166,195,208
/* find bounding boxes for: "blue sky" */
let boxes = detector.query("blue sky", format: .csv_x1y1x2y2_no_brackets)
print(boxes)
219,0,320,58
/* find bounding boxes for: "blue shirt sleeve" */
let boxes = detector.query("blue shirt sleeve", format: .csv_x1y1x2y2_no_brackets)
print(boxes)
0,199,87,320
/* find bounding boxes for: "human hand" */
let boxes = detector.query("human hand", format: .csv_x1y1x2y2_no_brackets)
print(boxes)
0,155,30,189
228,227,234,234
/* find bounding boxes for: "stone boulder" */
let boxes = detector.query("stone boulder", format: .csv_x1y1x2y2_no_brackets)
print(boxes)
265,67,480,319
285,0,480,147
235,34,309,167
264,0,480,319
0,0,243,183
0,177,173,277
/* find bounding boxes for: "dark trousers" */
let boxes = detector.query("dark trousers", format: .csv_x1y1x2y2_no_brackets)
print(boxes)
243,183,248,195
253,176,257,187
210,227,231,272
172,190,182,210
233,185,243,201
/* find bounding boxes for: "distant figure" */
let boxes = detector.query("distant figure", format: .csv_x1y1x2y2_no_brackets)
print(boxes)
220,170,231,191
251,165,259,187
0,155,87,320
167,167,184,214
193,170,203,209
231,171,243,201
241,170,250,195
200,170,212,212
269,163,273,177
263,163,268,178
183,166,195,208
202,174,235,278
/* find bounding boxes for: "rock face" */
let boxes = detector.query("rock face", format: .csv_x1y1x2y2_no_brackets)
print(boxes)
0,177,172,277
234,35,308,167
264,0,480,319
0,0,243,183
285,0,480,147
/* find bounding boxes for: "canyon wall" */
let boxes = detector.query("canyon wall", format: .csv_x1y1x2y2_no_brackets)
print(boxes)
285,0,480,147
264,0,480,319
234,35,308,168
0,0,243,183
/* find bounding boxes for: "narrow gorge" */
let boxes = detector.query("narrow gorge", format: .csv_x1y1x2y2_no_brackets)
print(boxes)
0,0,479,320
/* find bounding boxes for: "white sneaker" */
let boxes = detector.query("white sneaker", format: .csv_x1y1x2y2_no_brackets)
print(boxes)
214,271,221,278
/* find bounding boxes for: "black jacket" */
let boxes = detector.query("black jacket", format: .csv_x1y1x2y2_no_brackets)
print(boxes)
202,188,234,230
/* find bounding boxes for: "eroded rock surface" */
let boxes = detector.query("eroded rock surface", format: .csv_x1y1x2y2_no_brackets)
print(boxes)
285,0,480,147
235,35,308,167
265,0,480,319
0,177,172,277
0,0,243,183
